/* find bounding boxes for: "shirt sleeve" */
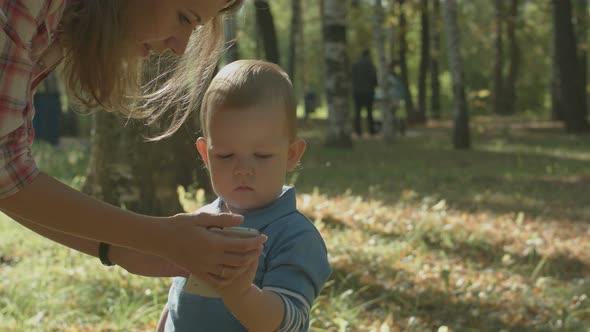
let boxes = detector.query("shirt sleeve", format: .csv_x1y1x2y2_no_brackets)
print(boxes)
0,0,41,198
275,293,310,332
262,226,332,331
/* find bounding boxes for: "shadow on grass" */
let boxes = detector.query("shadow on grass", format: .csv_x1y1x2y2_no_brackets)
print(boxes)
422,234,590,281
326,267,537,332
321,211,589,283
296,120,590,223
0,255,16,266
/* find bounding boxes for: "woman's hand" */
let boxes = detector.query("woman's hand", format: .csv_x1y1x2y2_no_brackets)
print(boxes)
161,211,267,288
109,245,188,277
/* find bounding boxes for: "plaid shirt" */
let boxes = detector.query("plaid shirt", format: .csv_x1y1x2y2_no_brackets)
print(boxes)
0,0,65,199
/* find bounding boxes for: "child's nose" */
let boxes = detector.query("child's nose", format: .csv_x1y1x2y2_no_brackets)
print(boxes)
234,160,254,176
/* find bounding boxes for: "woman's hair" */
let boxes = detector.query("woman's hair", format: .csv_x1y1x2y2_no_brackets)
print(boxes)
58,0,243,139
200,60,297,141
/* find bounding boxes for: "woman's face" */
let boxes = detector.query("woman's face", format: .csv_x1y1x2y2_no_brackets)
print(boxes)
126,0,232,56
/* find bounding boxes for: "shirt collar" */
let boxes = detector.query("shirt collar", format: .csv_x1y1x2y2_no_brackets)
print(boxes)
212,186,297,230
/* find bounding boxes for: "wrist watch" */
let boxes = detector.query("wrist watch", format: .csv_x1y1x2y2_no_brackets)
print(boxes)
98,242,115,266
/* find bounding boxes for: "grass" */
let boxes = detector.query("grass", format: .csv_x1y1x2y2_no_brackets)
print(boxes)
1,115,589,331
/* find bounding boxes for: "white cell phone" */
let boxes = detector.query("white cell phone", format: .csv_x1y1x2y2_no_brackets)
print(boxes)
208,226,260,238
183,227,260,297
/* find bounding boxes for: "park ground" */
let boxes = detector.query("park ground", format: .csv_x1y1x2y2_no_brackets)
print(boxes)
1,115,589,331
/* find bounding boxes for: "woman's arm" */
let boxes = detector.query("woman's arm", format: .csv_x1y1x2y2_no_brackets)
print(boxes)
1,209,101,257
0,172,266,285
1,173,169,251
1,209,186,277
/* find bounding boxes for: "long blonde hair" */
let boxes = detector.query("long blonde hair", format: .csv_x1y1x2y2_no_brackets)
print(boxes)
58,0,243,139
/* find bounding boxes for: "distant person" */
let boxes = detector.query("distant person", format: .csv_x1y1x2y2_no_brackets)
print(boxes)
303,91,318,123
352,49,378,136
157,60,332,332
388,61,407,136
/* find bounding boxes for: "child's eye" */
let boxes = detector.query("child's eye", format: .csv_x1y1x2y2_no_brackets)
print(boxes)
216,153,233,159
178,13,191,25
255,154,273,159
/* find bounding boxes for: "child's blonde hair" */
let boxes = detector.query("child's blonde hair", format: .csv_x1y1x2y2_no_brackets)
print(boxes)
200,60,297,141
58,0,243,139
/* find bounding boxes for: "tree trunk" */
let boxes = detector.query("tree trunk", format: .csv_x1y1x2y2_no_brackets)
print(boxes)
443,0,470,149
224,16,239,63
553,0,590,133
374,0,395,142
83,111,199,216
417,0,430,124
551,5,564,121
388,0,397,66
492,0,504,115
398,0,417,124
430,0,441,120
288,0,302,84
82,112,129,208
574,0,588,123
82,59,211,216
255,0,280,64
503,0,519,115
322,0,352,148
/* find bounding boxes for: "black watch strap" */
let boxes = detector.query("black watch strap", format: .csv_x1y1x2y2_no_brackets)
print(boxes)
98,242,115,266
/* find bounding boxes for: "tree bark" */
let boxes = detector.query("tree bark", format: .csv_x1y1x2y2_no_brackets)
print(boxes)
388,0,397,66
417,0,430,124
398,0,416,124
82,59,212,217
255,1,280,64
503,0,519,115
83,111,200,216
288,0,302,84
574,0,588,124
374,0,395,142
82,111,129,208
224,16,239,63
322,0,352,148
492,0,504,115
553,0,590,133
430,0,441,120
551,4,564,121
443,0,470,149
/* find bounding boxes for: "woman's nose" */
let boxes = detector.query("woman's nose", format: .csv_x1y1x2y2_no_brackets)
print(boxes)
164,32,191,56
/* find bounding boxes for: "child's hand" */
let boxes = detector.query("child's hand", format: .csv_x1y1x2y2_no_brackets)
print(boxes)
217,259,259,301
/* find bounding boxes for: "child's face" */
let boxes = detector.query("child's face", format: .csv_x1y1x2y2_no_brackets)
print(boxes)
196,105,305,212
127,0,232,56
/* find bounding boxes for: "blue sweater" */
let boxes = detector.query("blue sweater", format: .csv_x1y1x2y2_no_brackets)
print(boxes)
165,186,332,331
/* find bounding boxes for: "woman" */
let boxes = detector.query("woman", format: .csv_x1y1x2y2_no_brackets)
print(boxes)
0,0,267,289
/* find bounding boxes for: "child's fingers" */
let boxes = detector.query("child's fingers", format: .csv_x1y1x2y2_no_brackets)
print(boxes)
178,212,244,228
218,234,268,253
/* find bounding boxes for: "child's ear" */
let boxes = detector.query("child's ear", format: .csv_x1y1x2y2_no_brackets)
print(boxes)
195,137,209,166
287,138,306,171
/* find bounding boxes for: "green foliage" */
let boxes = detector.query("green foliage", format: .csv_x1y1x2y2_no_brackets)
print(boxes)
232,1,558,118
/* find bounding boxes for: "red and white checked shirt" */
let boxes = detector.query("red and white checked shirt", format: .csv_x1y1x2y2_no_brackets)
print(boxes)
0,0,66,199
